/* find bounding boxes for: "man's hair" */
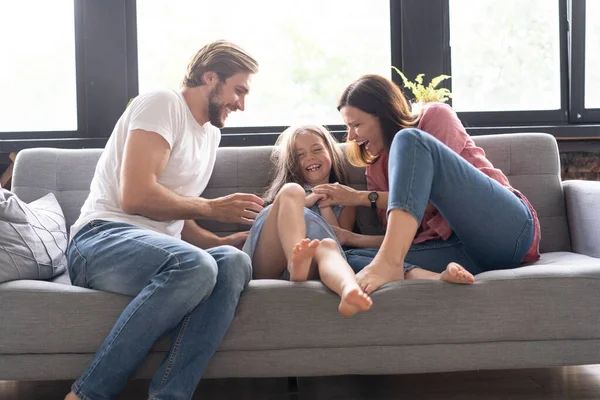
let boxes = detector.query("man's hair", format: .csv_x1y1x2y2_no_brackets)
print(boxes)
182,40,259,87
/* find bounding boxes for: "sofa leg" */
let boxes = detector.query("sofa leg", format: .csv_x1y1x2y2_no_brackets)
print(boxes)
288,376,299,393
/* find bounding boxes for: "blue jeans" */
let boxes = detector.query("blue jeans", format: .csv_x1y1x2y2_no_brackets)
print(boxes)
67,220,251,400
347,128,534,275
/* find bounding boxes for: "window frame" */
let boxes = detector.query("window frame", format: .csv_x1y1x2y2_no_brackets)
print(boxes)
1,0,600,153
570,0,600,122
400,0,570,128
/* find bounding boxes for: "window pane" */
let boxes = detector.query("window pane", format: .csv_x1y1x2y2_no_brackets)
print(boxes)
0,1,77,132
586,0,600,109
449,0,561,112
137,1,390,127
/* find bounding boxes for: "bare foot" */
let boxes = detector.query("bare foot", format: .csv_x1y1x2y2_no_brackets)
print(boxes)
439,262,475,284
356,257,405,294
288,239,320,281
338,286,373,317
64,392,79,400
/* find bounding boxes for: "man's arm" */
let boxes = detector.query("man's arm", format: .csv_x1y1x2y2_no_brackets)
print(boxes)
181,219,223,248
181,220,249,250
119,129,263,223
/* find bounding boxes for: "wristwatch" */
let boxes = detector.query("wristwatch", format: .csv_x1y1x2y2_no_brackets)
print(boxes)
368,191,379,209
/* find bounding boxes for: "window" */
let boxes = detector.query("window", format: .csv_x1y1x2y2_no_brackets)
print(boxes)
585,0,600,109
449,0,561,112
136,0,391,128
0,1,77,132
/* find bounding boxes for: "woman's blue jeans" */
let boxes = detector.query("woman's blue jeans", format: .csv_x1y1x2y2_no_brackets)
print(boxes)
346,128,534,275
67,220,251,400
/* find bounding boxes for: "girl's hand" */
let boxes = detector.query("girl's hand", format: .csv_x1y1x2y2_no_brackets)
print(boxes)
313,183,359,207
331,225,352,246
305,192,325,208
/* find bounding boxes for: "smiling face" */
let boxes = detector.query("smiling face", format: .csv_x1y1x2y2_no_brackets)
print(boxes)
294,130,333,186
340,105,385,156
207,71,252,128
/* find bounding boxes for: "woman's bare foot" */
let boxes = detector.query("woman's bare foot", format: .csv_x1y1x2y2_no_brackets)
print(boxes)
64,392,79,400
338,286,373,317
439,262,475,284
288,239,320,281
356,257,405,294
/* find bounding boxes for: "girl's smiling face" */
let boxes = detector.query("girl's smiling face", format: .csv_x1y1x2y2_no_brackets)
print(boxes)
295,130,333,186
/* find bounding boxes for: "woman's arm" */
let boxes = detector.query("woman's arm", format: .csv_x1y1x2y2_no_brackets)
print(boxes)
313,184,388,210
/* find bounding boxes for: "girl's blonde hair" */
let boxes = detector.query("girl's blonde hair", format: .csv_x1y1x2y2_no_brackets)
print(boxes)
263,124,348,204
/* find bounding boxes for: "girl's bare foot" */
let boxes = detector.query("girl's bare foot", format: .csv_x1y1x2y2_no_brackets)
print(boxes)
288,239,320,281
439,262,475,284
356,257,405,294
338,286,373,317
64,392,79,400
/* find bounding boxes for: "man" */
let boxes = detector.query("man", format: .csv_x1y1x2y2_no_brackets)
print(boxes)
65,40,263,400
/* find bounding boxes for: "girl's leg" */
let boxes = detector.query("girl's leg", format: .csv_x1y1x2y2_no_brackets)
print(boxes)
252,183,319,280
358,128,534,293
314,239,373,317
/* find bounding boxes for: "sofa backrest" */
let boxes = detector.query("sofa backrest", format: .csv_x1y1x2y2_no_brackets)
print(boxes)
11,132,569,253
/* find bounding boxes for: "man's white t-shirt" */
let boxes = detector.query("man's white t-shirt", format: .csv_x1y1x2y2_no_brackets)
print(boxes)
70,89,221,240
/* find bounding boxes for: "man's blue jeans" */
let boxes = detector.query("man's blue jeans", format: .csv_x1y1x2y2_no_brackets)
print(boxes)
67,220,251,400
347,128,535,275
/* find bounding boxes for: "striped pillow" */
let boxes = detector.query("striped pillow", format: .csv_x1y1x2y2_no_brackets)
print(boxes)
0,189,68,283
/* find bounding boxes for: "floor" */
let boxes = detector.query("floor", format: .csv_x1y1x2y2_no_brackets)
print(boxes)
2,365,600,400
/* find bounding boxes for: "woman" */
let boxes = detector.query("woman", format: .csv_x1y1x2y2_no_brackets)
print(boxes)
313,74,540,294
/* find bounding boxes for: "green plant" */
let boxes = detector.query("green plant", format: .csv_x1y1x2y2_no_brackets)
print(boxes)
392,66,452,103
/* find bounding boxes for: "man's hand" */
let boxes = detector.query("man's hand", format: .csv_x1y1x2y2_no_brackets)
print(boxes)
304,192,325,208
221,231,250,250
332,225,353,246
208,193,264,225
313,183,360,208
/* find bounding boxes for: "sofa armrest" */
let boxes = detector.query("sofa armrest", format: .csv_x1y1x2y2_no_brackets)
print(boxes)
563,180,600,258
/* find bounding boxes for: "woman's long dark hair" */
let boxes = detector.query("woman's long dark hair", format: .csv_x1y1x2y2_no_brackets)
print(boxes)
338,74,422,167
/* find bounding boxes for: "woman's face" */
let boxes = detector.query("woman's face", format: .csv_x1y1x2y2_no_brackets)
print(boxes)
340,105,384,156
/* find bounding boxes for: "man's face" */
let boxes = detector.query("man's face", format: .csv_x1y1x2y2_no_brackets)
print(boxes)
207,72,252,128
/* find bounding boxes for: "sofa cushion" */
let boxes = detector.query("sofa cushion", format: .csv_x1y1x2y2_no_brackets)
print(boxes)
0,190,68,283
1,251,599,355
11,133,570,252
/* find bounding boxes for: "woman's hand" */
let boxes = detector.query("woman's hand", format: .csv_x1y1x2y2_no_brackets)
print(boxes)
304,192,325,208
313,183,361,207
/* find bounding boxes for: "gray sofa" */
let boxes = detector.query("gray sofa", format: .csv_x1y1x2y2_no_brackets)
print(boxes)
1,132,600,382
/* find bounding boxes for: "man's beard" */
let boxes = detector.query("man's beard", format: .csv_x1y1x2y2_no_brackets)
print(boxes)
207,83,226,128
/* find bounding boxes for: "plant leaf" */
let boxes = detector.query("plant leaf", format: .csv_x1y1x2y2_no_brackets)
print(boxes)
429,74,451,89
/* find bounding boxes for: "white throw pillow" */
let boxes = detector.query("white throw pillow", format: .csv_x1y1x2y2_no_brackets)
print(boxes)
0,189,68,283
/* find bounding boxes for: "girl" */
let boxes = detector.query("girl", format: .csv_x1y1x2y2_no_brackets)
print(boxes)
242,124,373,317
313,74,540,294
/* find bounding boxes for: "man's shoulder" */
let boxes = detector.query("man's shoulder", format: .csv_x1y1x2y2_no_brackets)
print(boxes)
131,89,183,109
